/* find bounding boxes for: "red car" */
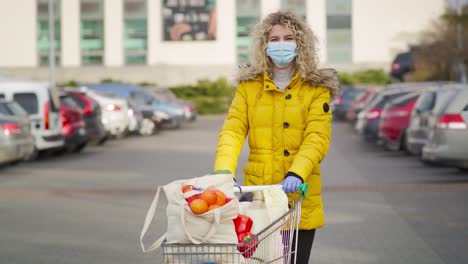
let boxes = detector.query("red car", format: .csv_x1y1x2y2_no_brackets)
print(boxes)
65,91,108,145
59,94,88,153
378,92,420,151
347,88,377,124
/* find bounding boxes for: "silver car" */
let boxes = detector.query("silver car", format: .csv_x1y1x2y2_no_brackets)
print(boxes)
422,85,468,170
406,86,458,155
0,100,35,164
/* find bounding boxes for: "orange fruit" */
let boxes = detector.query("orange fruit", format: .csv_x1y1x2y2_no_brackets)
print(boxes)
182,185,194,193
190,199,208,215
214,190,226,206
200,190,218,205
186,194,200,204
208,204,221,211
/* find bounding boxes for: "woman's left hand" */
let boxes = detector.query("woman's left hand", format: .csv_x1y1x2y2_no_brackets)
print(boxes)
281,176,302,193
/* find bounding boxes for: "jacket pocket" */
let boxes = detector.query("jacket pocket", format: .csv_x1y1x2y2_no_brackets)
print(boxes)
242,161,265,178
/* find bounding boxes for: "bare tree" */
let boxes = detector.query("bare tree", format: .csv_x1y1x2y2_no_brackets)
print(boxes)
410,6,468,82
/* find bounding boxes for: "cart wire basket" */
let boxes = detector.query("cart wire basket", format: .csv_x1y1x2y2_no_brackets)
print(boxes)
161,184,307,264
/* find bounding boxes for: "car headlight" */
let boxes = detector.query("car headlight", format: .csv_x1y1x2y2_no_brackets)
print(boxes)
155,111,170,120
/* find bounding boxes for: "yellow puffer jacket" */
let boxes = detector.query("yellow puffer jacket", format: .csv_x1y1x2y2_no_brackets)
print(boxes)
214,68,339,230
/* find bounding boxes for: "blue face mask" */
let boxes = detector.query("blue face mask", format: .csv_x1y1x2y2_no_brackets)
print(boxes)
266,42,297,68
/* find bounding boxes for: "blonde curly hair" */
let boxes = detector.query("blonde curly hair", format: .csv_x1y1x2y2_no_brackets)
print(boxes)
250,11,318,78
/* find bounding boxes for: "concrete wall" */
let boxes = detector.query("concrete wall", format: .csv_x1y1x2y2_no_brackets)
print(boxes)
307,0,327,64
104,0,124,66
353,0,446,64
62,0,81,67
0,0,37,67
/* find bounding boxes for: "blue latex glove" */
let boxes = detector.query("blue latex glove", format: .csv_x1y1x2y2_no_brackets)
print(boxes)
282,176,302,193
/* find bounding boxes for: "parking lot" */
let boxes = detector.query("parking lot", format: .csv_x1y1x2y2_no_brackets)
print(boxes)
1,116,467,264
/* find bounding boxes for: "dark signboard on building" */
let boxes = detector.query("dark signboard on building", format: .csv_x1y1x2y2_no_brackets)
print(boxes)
162,0,217,41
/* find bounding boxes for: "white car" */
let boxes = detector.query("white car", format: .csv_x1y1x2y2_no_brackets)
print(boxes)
80,89,130,138
0,79,64,159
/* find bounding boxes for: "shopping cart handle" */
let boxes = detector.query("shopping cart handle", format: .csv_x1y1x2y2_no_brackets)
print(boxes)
234,183,308,197
300,183,308,198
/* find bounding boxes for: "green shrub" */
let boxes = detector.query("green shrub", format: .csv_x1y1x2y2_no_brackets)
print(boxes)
169,77,235,115
57,80,78,87
192,96,232,115
138,81,158,87
101,78,122,84
339,69,391,85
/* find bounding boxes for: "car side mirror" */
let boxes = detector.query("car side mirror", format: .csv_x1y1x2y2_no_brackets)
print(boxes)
415,108,422,115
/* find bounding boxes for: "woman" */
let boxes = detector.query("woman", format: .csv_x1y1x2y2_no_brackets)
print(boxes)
213,11,339,263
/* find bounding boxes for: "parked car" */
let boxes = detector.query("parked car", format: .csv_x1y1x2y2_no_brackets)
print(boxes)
361,82,446,141
127,101,144,135
0,80,64,159
347,88,378,125
82,83,184,129
128,101,161,136
378,92,420,151
354,91,382,134
0,101,35,164
406,86,458,155
390,50,414,82
149,87,197,122
64,90,108,145
59,94,88,153
80,89,130,139
361,90,410,141
332,85,361,121
422,85,468,170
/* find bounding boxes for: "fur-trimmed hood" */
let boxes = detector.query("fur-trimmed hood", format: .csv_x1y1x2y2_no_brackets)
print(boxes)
235,65,340,99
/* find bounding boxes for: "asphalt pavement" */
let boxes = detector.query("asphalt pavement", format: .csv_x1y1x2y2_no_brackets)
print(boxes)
0,116,467,264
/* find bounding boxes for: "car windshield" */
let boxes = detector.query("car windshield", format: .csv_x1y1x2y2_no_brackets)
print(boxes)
353,90,368,102
433,90,458,115
60,96,79,108
0,102,13,115
341,88,357,100
154,89,178,102
6,102,28,116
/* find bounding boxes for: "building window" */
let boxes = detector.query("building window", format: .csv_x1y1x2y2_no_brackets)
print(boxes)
280,0,306,20
81,0,104,65
236,0,260,63
37,0,61,66
326,0,352,63
124,0,147,64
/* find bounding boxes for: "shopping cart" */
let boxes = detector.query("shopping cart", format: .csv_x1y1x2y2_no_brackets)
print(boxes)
161,184,308,264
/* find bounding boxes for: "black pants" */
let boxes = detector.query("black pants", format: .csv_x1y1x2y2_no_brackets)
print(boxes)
291,229,316,264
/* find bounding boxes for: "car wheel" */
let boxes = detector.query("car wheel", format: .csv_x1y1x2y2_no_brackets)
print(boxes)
139,118,156,136
114,131,127,139
400,130,408,152
25,147,39,161
10,160,20,166
73,142,87,153
97,135,108,146
420,158,442,167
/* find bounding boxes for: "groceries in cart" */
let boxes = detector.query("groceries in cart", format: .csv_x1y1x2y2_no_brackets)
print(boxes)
140,173,306,263
182,185,233,214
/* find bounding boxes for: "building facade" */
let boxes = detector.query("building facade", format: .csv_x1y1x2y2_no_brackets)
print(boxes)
0,0,446,86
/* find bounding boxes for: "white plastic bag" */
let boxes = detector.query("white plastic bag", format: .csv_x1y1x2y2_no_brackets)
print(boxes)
242,186,289,263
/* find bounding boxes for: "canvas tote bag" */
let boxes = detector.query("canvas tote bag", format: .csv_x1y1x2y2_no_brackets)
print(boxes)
140,174,241,262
